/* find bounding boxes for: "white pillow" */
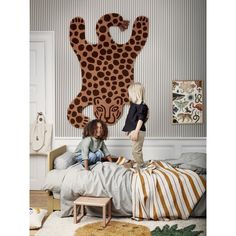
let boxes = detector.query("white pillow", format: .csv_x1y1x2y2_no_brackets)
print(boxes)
30,207,47,229
54,151,76,170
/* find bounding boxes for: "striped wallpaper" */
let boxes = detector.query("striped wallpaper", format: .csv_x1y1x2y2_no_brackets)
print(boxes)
30,0,206,138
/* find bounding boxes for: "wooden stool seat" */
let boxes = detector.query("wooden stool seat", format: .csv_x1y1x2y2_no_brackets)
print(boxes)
73,196,112,227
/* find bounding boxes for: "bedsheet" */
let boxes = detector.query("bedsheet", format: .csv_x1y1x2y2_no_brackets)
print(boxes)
43,161,206,218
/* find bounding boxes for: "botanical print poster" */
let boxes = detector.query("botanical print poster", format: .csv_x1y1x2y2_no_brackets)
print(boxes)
172,80,203,124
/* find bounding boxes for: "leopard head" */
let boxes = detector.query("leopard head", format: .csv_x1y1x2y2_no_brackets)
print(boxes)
93,96,124,124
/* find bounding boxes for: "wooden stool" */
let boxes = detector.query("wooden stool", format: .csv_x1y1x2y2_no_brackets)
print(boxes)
73,196,112,227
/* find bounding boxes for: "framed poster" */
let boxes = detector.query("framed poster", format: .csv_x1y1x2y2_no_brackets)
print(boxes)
172,80,203,124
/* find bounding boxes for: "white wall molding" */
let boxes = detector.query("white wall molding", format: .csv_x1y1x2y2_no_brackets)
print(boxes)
53,137,206,161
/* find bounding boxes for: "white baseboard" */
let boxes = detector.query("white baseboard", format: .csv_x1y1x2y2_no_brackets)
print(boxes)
53,137,206,161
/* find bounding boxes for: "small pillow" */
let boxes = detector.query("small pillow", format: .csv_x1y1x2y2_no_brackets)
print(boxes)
54,151,76,170
30,207,47,229
170,152,206,174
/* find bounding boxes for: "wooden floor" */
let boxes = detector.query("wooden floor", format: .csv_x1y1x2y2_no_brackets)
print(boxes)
30,190,49,236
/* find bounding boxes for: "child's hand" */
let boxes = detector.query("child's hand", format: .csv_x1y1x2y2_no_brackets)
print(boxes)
84,160,90,170
130,131,139,141
106,155,113,162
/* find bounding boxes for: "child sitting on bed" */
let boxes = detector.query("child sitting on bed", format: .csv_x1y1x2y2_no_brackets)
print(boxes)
74,119,113,170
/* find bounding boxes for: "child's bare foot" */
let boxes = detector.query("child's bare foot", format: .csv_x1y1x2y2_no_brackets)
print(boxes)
123,160,133,168
107,156,113,162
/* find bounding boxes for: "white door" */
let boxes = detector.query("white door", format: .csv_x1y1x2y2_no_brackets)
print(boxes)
30,32,54,190
30,42,46,123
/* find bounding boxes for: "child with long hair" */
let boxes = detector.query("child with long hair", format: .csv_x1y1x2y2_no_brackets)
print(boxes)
74,119,112,170
122,82,149,169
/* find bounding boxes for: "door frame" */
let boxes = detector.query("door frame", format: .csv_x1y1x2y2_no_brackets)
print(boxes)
30,31,55,138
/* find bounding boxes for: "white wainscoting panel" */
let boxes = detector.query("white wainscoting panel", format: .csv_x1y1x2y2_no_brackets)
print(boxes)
54,137,206,161
30,155,47,190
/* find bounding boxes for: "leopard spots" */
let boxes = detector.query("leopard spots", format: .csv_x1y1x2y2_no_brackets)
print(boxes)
67,13,149,128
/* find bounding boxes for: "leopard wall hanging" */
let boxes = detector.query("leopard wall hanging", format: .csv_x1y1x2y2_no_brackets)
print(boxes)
67,13,149,128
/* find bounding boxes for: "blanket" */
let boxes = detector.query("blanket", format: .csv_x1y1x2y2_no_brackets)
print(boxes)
130,160,206,220
59,162,133,217
43,158,206,220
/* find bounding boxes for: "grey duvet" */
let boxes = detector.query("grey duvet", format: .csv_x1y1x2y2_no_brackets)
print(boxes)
44,162,133,217
43,161,205,218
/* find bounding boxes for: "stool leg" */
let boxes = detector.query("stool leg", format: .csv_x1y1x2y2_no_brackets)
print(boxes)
81,205,84,216
77,205,85,223
73,204,77,224
103,205,106,227
74,205,85,224
107,200,111,224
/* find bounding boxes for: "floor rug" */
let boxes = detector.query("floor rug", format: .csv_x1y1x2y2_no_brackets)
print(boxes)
74,221,151,236
35,211,206,236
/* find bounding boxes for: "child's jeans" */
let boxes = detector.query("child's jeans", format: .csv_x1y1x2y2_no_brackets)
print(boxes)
75,150,105,165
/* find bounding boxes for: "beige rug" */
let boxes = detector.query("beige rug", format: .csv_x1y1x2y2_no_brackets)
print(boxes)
74,221,151,236
35,211,206,236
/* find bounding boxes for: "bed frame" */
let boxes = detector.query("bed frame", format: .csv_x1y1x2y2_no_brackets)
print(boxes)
46,145,67,213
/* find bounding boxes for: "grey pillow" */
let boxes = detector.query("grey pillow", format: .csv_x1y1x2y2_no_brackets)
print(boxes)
54,151,76,170
169,152,206,174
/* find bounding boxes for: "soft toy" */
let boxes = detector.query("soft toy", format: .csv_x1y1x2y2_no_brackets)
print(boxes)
29,207,47,229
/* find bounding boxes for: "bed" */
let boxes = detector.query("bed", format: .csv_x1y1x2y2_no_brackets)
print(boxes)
43,145,206,220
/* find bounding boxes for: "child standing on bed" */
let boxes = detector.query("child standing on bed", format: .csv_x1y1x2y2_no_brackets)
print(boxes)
74,119,113,170
122,82,149,169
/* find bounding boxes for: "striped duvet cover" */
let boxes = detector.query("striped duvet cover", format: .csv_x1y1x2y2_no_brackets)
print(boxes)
117,157,206,220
